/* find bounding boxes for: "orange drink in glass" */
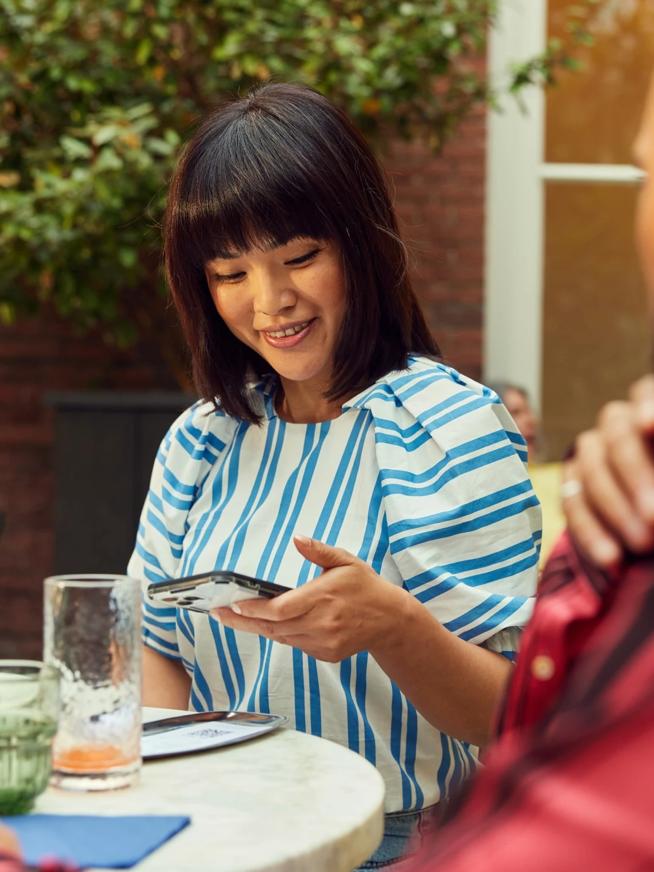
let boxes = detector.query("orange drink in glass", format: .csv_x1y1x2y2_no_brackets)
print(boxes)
44,574,141,790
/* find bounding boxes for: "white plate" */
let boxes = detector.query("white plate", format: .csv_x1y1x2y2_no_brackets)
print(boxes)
142,710,287,760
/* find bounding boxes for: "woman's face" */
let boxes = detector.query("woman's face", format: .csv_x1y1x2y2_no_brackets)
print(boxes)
205,237,347,392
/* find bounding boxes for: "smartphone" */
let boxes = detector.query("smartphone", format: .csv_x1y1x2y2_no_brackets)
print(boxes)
146,570,291,613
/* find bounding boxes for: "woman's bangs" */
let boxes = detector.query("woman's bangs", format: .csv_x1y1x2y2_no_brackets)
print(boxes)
182,130,336,267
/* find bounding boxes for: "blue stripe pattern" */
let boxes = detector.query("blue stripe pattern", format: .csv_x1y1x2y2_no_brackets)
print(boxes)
129,356,540,812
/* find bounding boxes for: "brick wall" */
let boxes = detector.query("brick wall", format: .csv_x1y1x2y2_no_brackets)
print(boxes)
0,318,178,658
0,108,486,659
388,103,486,382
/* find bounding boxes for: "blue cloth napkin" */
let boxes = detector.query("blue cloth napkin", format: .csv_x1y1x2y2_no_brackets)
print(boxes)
1,814,191,869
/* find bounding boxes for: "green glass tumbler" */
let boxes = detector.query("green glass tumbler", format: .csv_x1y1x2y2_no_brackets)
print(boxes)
0,660,59,815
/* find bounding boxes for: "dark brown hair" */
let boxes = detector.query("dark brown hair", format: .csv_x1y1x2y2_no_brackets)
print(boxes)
165,82,440,422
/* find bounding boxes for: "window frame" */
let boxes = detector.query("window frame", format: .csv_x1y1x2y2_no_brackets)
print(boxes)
484,0,644,411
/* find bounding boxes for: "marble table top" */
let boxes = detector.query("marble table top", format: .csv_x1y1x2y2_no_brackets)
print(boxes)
35,707,385,872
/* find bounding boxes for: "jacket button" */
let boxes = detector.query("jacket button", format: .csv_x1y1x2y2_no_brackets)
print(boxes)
531,654,555,680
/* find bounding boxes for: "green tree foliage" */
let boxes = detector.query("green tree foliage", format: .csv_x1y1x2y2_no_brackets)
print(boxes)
0,0,594,383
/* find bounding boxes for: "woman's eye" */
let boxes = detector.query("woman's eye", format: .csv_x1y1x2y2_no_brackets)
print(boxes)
286,248,321,266
214,271,245,284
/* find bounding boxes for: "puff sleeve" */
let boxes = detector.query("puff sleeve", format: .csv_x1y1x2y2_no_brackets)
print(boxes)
349,358,541,654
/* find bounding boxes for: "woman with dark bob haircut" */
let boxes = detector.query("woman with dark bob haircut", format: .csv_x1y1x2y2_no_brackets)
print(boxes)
130,82,540,868
165,81,437,422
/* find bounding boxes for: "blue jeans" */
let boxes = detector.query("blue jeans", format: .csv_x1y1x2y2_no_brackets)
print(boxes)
356,807,436,869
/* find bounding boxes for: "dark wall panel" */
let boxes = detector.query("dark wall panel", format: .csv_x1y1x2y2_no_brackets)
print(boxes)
50,393,190,576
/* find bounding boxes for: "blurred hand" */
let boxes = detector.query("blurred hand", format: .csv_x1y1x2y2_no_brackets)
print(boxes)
213,535,406,662
563,374,654,567
0,824,21,858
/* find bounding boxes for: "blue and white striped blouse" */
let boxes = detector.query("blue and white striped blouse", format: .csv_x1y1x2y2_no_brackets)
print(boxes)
129,356,541,811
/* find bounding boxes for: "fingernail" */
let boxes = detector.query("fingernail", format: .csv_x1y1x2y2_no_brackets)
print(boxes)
231,603,242,615
294,534,312,546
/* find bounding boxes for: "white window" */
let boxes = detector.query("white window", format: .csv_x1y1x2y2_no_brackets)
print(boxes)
485,0,652,458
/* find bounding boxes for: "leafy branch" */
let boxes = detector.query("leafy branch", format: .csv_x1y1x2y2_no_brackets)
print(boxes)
0,0,594,383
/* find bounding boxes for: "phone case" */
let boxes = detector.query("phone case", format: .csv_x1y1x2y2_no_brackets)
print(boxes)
147,571,288,613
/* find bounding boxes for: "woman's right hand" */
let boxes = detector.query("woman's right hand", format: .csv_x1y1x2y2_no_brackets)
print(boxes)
563,374,654,567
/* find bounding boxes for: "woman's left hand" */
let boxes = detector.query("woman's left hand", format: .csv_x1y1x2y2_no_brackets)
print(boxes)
0,825,20,859
212,535,407,661
214,535,510,744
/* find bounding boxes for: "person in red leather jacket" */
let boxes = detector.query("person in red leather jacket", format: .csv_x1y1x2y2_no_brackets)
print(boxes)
400,68,654,872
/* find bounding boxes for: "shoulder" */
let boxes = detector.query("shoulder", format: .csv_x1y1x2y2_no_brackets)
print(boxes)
346,355,499,412
145,399,250,520
158,399,243,476
345,356,526,457
346,355,470,406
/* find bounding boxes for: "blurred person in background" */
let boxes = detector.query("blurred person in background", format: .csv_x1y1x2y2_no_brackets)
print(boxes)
487,382,538,459
488,381,565,565
399,67,654,872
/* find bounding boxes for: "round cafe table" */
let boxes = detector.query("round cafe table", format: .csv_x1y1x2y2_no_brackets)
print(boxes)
36,707,385,872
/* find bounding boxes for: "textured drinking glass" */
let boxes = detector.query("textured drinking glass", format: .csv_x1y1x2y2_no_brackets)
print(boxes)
44,574,141,790
0,660,59,814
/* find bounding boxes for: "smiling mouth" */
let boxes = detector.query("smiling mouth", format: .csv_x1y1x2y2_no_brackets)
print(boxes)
264,320,313,339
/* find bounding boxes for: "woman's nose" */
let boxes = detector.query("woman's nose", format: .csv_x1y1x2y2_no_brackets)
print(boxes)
252,269,297,315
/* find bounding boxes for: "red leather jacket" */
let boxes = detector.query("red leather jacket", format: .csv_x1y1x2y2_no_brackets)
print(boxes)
406,532,654,871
